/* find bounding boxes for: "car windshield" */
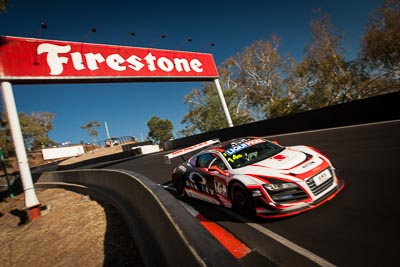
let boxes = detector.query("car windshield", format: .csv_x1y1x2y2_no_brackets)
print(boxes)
222,139,284,169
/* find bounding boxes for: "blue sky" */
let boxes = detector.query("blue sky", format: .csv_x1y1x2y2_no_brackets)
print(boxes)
0,0,382,144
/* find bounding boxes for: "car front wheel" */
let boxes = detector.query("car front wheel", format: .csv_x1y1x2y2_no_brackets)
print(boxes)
231,182,255,218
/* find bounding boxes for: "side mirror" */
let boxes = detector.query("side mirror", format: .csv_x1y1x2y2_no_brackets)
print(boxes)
272,140,279,145
208,165,225,174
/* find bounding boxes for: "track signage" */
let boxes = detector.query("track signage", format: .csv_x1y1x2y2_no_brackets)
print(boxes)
0,36,219,83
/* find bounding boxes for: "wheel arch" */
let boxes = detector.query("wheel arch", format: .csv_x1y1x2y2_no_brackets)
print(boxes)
227,179,248,199
228,179,256,218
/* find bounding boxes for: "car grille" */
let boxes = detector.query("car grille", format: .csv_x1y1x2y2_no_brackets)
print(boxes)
306,168,334,196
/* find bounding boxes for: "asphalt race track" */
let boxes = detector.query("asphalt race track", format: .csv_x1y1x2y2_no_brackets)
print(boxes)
82,120,399,266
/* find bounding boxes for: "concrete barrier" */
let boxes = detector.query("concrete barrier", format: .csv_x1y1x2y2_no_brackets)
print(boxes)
164,91,400,151
36,169,240,267
57,151,132,170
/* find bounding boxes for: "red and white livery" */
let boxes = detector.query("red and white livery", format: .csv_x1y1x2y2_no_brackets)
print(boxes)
165,137,344,219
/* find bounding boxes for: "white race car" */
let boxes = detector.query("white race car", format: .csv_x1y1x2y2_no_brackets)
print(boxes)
165,137,344,219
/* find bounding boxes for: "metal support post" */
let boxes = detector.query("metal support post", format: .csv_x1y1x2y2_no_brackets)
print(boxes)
1,81,41,221
214,78,234,127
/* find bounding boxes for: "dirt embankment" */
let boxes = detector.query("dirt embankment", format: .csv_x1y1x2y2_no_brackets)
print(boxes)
0,188,144,267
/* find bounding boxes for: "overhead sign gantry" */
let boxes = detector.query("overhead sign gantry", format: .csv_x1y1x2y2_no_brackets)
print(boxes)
0,36,233,221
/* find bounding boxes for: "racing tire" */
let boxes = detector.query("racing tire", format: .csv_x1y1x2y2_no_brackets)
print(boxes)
173,175,186,199
230,182,255,218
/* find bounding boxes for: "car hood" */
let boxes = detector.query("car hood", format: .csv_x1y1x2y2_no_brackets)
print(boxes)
231,147,326,183
251,148,307,170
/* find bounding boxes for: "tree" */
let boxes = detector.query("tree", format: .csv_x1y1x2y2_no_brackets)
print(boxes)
0,112,57,156
360,0,400,93
0,0,9,13
0,113,13,157
298,9,399,109
361,0,400,73
179,36,303,136
178,81,253,136
20,112,57,150
179,7,399,137
147,116,173,144
296,11,357,109
80,120,101,144
221,37,307,119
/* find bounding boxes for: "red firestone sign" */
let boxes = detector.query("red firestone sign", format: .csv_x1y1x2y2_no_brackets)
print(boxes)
0,36,227,222
0,36,219,84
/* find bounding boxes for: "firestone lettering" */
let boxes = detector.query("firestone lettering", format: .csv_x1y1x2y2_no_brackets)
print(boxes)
37,43,204,75
37,44,70,75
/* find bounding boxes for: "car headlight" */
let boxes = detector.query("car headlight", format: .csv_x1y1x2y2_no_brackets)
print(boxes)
263,182,298,192
251,189,263,197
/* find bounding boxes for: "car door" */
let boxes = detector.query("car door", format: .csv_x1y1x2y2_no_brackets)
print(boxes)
192,152,230,198
188,152,219,196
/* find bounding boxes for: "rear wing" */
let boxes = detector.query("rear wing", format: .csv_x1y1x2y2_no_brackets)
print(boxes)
164,139,220,164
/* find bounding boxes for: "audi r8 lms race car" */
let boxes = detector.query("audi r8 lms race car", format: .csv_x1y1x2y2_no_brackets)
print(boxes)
164,137,344,219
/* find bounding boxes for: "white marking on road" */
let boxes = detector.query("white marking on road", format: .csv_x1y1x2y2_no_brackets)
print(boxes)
219,208,337,267
158,182,175,190
246,222,336,267
162,180,337,266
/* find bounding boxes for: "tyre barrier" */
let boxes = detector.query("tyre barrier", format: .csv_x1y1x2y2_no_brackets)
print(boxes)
36,169,240,267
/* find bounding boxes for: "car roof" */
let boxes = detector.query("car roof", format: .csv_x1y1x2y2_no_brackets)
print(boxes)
210,136,263,151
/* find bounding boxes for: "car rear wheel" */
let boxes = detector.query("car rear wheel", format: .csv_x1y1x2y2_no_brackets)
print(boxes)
173,175,186,198
231,182,255,218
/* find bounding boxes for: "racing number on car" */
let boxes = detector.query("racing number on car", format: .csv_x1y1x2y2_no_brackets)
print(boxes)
214,181,227,197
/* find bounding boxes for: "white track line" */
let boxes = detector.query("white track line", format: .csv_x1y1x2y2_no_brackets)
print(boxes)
247,221,336,266
219,208,337,267
159,122,400,265
161,183,337,265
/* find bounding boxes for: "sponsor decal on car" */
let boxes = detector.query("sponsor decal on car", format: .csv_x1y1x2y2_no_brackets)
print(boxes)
187,173,215,195
225,138,265,156
272,154,288,161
